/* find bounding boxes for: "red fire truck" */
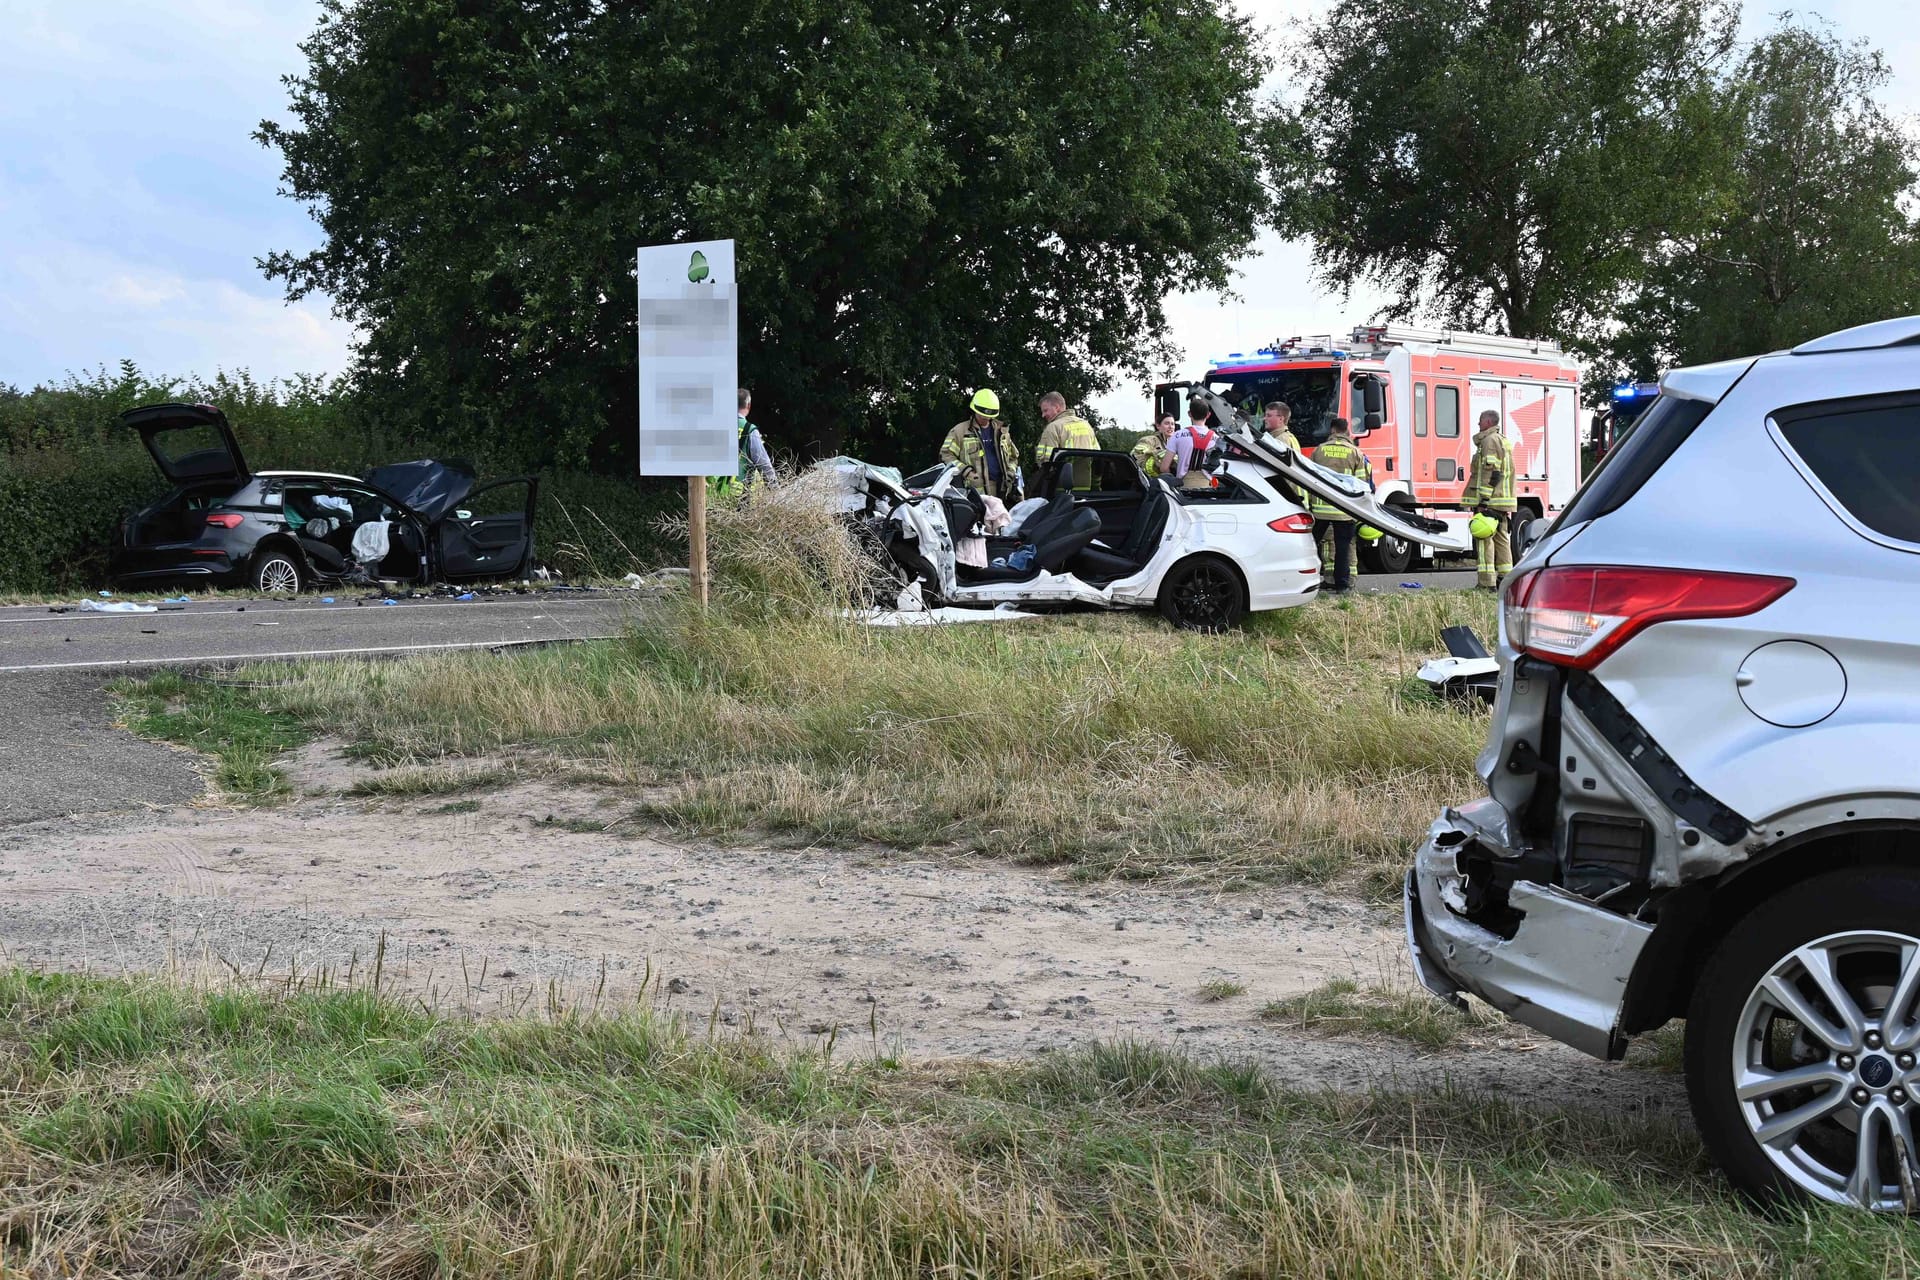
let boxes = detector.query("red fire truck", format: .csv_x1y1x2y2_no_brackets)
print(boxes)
1156,325,1584,573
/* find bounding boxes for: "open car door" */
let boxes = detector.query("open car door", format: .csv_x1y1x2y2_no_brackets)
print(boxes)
120,403,250,487
434,477,539,580
1036,450,1148,544
1181,386,1471,554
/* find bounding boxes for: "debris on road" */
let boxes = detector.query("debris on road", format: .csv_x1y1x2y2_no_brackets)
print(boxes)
1416,624,1498,704
80,600,158,614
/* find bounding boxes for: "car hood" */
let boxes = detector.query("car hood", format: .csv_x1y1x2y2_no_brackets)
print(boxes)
363,459,478,523
121,402,251,487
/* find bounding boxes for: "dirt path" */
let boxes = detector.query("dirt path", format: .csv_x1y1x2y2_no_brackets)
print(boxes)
0,741,1685,1117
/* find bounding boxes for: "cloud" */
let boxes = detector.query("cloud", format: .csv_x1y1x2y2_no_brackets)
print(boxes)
1,243,354,389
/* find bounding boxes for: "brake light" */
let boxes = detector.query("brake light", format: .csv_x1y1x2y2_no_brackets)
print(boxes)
1505,566,1793,670
1267,513,1315,534
205,513,243,528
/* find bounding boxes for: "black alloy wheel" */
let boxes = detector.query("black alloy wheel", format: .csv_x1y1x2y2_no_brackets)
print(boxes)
1158,555,1247,632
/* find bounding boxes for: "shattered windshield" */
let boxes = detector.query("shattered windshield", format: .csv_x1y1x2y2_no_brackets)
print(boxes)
1209,369,1341,447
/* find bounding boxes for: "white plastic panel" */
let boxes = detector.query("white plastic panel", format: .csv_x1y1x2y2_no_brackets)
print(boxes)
1546,383,1577,506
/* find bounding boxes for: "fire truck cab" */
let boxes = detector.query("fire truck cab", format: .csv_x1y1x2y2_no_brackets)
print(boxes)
1157,325,1584,573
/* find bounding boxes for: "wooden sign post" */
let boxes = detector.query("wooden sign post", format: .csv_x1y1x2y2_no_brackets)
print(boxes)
686,476,709,608
635,239,736,609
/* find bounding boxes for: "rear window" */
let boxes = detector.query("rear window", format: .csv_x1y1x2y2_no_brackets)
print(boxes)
150,424,226,466
1552,394,1714,532
1774,397,1920,545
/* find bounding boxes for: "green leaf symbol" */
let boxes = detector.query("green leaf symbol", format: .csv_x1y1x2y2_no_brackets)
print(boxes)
687,250,710,283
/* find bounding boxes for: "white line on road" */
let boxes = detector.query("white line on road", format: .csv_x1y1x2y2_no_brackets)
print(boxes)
0,635,622,674
0,596,633,625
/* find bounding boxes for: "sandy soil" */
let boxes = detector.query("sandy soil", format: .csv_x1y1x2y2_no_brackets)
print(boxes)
0,739,1686,1117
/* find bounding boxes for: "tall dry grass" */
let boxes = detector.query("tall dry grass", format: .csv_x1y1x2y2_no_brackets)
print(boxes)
3,970,1913,1279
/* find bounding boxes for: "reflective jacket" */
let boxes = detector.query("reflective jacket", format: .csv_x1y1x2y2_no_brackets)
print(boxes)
710,417,775,500
1037,413,1100,490
1307,436,1371,520
941,418,1021,501
1131,432,1169,478
1463,427,1517,511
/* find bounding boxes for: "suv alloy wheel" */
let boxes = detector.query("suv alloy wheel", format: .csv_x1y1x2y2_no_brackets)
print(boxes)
1685,868,1920,1212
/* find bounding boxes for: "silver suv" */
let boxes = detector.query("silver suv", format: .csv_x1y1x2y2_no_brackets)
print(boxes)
1407,316,1920,1213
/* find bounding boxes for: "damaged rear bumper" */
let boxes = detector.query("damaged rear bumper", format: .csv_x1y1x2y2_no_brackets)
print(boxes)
1405,802,1653,1060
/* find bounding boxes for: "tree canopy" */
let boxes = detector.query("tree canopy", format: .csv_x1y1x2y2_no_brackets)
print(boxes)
258,0,1272,470
1603,21,1920,378
1263,0,1737,343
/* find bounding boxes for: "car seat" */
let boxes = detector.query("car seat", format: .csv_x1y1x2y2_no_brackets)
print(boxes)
1034,507,1102,572
1010,491,1078,547
1070,485,1171,581
961,499,1100,583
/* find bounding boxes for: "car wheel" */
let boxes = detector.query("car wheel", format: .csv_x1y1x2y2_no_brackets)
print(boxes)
1684,867,1920,1213
1157,555,1246,632
1511,513,1539,560
250,550,303,595
1359,525,1414,575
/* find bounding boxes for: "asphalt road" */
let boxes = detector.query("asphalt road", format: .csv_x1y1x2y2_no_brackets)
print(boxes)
0,591,637,674
1352,568,1479,594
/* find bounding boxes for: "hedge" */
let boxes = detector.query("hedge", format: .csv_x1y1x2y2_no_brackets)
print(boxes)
0,365,683,593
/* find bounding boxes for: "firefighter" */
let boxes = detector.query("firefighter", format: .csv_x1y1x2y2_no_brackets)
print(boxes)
1034,391,1100,490
711,387,777,501
1170,399,1220,490
1262,401,1302,455
1132,412,1176,478
1463,408,1517,590
1309,416,1371,593
940,389,1021,503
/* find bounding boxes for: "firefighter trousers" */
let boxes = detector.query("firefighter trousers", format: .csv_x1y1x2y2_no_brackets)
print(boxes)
1314,519,1356,590
1474,512,1513,589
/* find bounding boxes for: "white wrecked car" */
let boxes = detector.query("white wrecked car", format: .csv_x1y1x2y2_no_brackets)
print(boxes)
829,387,1469,630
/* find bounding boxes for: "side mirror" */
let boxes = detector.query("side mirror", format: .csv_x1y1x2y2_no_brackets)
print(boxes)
1362,411,1383,433
1155,386,1181,423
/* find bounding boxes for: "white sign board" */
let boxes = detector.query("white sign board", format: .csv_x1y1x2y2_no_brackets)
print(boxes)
636,239,737,476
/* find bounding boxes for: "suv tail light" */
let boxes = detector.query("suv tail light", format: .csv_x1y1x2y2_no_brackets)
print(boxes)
1504,566,1794,670
1267,513,1315,534
205,513,244,529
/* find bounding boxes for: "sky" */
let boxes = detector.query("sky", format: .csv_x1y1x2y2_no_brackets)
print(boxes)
1,1,1914,423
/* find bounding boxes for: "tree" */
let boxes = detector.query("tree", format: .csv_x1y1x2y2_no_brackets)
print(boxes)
257,0,1271,471
1263,0,1736,342
1604,21,1920,378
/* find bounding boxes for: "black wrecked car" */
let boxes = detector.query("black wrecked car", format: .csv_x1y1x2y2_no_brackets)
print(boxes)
109,402,538,593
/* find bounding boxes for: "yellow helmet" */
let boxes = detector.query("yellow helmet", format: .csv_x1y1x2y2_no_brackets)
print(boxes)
1356,525,1383,541
1469,514,1498,540
969,388,1001,418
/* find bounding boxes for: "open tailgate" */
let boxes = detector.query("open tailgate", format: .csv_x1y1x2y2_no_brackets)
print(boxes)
120,402,250,487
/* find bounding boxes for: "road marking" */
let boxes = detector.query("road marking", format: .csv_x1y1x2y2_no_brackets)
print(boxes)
0,636,621,674
0,597,632,625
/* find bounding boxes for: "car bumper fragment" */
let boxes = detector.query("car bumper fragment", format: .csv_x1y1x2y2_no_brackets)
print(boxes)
1406,808,1653,1061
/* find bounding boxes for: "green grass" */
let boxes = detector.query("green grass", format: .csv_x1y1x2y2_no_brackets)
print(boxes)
1261,977,1505,1050
111,670,313,802
1196,979,1246,1003
345,765,523,798
1629,1022,1689,1074
0,971,1913,1277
